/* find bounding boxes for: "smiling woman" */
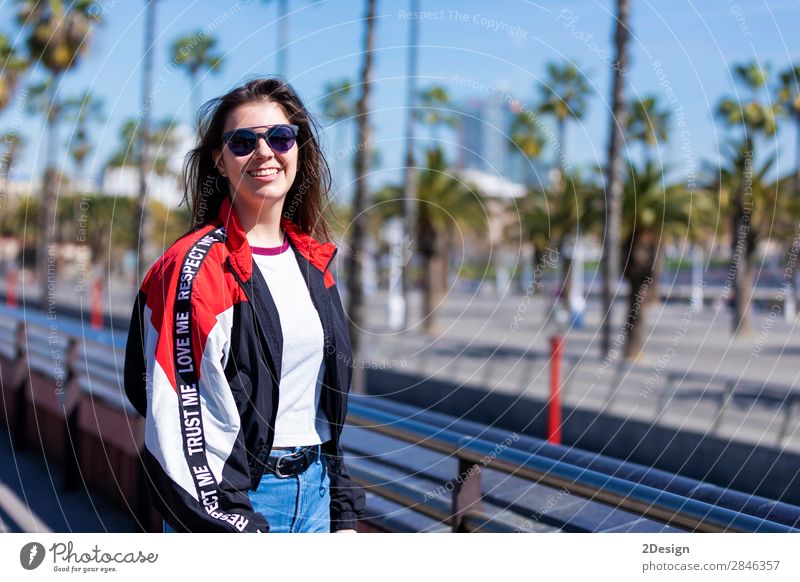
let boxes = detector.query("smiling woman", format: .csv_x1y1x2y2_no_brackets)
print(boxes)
124,77,365,534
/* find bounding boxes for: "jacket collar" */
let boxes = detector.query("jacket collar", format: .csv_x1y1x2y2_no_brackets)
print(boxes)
216,195,338,287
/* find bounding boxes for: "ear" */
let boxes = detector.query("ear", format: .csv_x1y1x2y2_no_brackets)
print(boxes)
212,149,224,174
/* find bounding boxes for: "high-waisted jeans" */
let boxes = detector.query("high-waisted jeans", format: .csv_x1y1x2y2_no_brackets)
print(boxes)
163,443,331,533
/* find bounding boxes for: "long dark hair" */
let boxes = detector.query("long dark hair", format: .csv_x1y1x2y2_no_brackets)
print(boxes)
181,77,333,241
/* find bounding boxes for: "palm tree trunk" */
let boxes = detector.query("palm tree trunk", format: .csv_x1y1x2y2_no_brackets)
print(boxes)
136,0,157,292
624,273,651,361
401,0,420,329
277,0,289,78
795,113,800,197
37,73,62,313
556,117,567,188
345,0,376,394
190,71,201,126
731,136,754,336
440,223,453,293
418,211,443,336
623,236,658,361
601,0,630,356
560,238,573,311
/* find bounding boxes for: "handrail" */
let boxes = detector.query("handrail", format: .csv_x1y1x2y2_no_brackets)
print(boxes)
2,304,797,533
346,402,799,533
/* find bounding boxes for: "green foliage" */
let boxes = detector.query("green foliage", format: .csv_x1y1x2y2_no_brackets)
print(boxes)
538,61,591,123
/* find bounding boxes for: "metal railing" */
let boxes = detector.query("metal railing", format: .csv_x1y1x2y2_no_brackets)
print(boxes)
1,304,798,533
346,402,799,533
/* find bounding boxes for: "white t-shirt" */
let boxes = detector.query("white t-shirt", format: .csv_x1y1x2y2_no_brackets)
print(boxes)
251,235,331,447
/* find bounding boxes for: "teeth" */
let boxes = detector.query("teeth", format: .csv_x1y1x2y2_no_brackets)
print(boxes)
249,168,280,177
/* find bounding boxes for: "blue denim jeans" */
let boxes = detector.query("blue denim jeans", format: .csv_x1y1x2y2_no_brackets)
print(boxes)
163,444,330,533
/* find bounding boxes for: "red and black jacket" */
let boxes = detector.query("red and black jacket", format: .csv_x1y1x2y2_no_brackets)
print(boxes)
123,195,365,532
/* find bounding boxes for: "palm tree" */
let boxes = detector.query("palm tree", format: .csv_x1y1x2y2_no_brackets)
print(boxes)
345,0,376,394
419,85,457,149
538,61,591,189
508,109,548,287
137,0,158,290
778,65,800,197
15,0,101,311
537,62,592,317
320,78,356,164
704,139,779,320
262,0,290,77
107,117,179,175
417,149,484,335
601,0,631,356
418,85,458,293
627,94,671,302
0,131,24,273
0,131,24,179
0,31,27,235
716,62,780,336
628,95,670,166
63,90,104,187
171,31,224,123
401,4,419,331
0,32,27,110
621,162,712,360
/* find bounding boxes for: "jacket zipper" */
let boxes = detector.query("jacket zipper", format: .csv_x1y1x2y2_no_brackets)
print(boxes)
224,256,279,489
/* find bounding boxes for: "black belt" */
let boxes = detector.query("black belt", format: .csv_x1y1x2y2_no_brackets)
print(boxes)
265,445,321,478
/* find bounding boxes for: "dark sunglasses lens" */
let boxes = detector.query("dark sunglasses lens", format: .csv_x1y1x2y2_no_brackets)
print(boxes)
267,125,297,152
227,130,257,155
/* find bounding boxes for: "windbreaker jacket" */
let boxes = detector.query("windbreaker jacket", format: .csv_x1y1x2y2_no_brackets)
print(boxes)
123,195,366,532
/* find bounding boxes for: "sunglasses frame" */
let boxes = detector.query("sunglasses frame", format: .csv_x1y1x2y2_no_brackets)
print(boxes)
221,124,300,156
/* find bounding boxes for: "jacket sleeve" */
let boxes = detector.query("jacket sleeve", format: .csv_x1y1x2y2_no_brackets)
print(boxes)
325,281,367,532
124,252,270,533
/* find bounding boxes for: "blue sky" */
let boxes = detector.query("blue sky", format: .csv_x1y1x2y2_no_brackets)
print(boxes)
1,0,799,198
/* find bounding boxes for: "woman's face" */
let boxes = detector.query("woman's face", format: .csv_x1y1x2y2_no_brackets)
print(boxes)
213,100,299,213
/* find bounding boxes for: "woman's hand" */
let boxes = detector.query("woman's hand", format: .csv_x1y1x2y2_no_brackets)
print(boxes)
336,528,357,533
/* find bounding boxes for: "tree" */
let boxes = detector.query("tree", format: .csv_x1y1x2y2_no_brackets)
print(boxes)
345,0,376,394
0,33,27,110
537,62,593,318
136,0,158,291
63,89,104,186
262,0,290,78
538,61,591,188
601,0,630,356
704,139,779,323
15,0,102,311
419,85,457,148
320,78,356,161
621,162,712,360
716,62,780,336
508,109,548,288
627,94,671,302
628,95,670,166
171,31,224,122
777,64,800,198
107,117,179,175
417,149,484,335
371,151,485,336
401,5,419,331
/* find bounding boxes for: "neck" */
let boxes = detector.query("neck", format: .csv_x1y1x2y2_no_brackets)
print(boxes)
231,195,285,247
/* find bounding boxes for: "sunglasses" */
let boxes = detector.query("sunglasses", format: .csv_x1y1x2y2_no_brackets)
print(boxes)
221,124,299,156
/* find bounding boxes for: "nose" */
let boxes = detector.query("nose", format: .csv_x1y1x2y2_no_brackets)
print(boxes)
253,134,275,158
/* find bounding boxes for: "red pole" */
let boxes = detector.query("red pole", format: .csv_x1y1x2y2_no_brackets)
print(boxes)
91,277,103,330
7,267,17,308
548,334,563,444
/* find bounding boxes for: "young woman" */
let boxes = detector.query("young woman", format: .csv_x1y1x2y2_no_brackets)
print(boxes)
124,77,365,533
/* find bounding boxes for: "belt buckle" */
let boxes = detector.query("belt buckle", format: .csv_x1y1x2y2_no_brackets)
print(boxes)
273,451,299,478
